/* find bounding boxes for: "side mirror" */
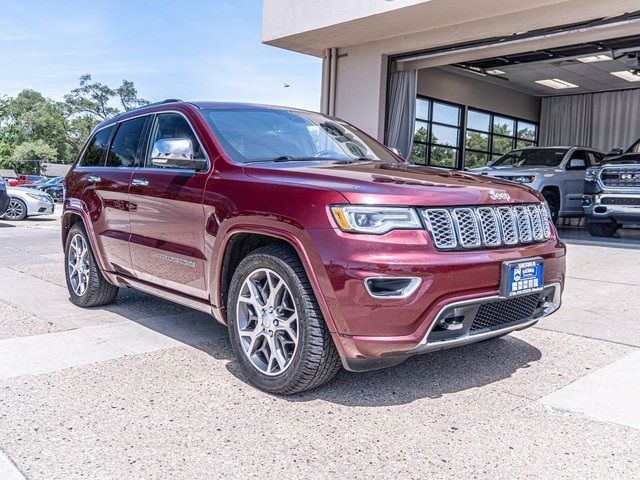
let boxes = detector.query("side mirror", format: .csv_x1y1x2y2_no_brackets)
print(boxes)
607,148,623,156
151,138,206,170
566,158,586,170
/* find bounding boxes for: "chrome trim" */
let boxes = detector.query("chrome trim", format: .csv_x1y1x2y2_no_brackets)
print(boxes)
363,276,422,299
412,282,562,354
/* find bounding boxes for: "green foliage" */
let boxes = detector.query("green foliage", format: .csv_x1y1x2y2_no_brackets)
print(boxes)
0,74,148,173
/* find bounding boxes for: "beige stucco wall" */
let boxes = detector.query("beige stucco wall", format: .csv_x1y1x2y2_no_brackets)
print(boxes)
418,68,541,122
264,0,640,141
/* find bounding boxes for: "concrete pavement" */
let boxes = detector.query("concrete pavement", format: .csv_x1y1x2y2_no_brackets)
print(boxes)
0,209,638,479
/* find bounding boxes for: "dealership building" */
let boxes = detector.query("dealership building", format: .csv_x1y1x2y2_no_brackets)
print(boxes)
262,0,640,169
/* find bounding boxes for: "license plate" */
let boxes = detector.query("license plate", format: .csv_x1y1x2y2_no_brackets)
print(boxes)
500,257,544,297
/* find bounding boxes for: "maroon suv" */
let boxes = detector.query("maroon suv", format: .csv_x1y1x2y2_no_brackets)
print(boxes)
62,100,565,394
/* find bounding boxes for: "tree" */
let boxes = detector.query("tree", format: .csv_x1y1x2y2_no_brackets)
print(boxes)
2,139,57,174
62,74,149,155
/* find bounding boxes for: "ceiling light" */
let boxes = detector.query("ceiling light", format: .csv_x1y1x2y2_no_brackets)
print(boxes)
577,54,613,63
486,69,506,75
610,70,640,82
534,78,579,89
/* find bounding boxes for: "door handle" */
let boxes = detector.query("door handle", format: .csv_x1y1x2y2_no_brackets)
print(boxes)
86,175,101,183
131,178,149,187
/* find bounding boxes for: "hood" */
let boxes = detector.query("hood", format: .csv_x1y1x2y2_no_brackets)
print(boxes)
602,153,640,166
473,165,556,176
244,161,543,207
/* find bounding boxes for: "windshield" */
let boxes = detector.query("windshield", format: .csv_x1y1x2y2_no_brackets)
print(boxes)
492,149,568,168
201,108,399,164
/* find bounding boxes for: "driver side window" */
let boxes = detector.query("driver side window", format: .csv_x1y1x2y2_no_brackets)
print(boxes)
146,113,206,168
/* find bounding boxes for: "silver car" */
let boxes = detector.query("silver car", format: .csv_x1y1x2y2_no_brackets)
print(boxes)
473,146,605,222
1,186,55,221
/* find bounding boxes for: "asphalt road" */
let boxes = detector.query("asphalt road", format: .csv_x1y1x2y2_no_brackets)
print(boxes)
0,208,639,479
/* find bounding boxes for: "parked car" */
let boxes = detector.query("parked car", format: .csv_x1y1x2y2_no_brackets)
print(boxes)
21,176,60,190
62,101,565,394
473,146,605,223
0,177,9,218
583,151,640,237
1,186,55,221
45,183,64,202
8,174,46,187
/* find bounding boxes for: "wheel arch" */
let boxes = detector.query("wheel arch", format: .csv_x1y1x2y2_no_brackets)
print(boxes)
541,185,562,213
62,207,111,274
213,228,340,338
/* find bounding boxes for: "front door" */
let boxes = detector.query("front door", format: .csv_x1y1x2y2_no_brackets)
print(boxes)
562,149,589,214
128,112,211,299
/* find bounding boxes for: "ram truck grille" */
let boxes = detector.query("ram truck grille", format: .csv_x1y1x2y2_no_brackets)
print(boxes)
601,167,640,188
421,204,551,250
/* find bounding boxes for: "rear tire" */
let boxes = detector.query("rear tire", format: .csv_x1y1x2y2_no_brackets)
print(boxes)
227,244,341,394
64,223,119,307
3,198,28,221
587,220,619,237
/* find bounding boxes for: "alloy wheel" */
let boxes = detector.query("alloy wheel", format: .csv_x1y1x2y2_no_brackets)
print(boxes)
68,234,90,296
4,200,25,220
235,268,299,376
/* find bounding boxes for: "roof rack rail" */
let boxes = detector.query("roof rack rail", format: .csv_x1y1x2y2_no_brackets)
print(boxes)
115,99,183,117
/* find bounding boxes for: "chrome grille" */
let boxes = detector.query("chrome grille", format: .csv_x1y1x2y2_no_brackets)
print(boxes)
422,204,551,250
513,206,533,243
476,207,501,247
527,204,544,241
452,208,481,248
601,167,640,188
496,207,518,245
422,209,457,249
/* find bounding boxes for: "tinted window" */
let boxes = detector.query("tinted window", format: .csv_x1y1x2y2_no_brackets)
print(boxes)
107,117,147,167
82,126,114,167
492,149,568,167
147,113,205,167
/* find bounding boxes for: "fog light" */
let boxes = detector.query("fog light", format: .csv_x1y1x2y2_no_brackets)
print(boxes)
439,315,465,330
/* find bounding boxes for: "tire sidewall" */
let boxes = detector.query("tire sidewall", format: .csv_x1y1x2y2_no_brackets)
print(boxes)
64,224,95,305
227,252,313,392
542,190,559,224
4,198,27,221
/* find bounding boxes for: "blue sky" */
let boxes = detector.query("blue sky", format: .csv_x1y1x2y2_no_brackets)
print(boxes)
0,0,322,110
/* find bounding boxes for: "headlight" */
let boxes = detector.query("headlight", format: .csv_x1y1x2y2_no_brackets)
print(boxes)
330,205,421,234
585,167,600,181
26,192,50,202
512,175,535,184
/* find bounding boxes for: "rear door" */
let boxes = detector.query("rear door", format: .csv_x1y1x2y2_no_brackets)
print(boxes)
128,112,210,299
68,117,148,275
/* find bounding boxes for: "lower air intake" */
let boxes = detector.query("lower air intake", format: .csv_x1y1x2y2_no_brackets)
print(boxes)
470,293,541,332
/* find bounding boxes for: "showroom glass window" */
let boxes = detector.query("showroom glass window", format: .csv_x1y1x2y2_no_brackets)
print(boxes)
410,97,461,168
106,117,147,167
464,109,538,169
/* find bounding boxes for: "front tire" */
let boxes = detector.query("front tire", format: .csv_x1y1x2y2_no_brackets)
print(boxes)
64,223,119,307
587,220,619,237
542,189,560,224
227,244,341,394
3,198,28,221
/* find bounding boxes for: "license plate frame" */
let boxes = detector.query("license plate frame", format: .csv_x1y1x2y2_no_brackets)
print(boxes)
500,257,544,298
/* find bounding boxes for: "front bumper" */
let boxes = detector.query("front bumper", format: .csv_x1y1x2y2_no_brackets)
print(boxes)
27,198,55,216
583,193,640,223
305,227,566,366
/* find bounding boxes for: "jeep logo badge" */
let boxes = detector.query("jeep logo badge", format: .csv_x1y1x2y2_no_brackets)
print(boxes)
489,191,511,202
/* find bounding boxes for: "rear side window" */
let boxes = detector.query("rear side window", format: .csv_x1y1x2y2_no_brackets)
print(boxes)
146,113,206,167
107,117,147,167
81,126,115,167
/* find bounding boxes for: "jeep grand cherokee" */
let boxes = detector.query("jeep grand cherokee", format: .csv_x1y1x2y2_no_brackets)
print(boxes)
62,100,565,394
